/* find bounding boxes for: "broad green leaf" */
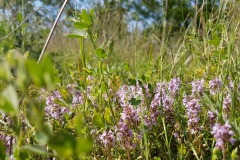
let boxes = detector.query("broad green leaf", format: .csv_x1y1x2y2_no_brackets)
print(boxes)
42,122,54,137
35,131,49,146
48,132,75,158
25,102,45,128
26,56,59,89
0,140,6,160
95,48,107,59
74,22,89,30
76,136,93,153
81,9,92,26
67,30,88,39
0,85,19,114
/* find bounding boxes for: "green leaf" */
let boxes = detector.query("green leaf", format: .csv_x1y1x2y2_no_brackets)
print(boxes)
0,140,6,160
0,63,12,82
82,68,92,74
81,9,92,26
67,30,88,39
16,13,23,22
76,136,93,154
74,22,89,30
177,144,186,156
209,33,220,47
90,8,94,19
231,148,238,159
95,48,107,59
129,98,141,106
128,79,136,86
26,56,59,89
104,107,111,123
48,132,75,158
21,145,55,156
93,112,104,127
35,131,49,146
0,85,19,114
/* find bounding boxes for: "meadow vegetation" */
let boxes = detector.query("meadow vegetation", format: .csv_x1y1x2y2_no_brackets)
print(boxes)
0,0,240,159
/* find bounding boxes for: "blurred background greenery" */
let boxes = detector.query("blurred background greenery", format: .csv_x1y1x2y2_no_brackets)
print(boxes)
0,0,239,78
0,0,219,55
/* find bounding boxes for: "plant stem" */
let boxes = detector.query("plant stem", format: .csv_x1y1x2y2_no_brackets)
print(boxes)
38,0,69,64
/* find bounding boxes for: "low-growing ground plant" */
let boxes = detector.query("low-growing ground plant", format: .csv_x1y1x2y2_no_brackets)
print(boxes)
1,1,240,160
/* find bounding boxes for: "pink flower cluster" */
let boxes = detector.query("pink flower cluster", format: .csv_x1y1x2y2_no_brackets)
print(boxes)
0,133,15,154
99,130,115,149
183,96,201,134
211,121,235,150
209,78,222,95
45,90,70,120
45,84,84,121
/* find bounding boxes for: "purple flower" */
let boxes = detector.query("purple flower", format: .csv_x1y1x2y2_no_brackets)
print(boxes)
183,96,201,134
211,121,236,150
99,130,115,149
45,90,69,120
150,82,167,112
0,134,15,154
228,77,234,89
182,95,193,106
174,123,182,143
191,79,204,95
143,84,152,98
156,82,167,95
67,84,78,94
168,78,180,96
67,84,84,107
223,94,231,119
149,106,160,127
162,94,175,124
1,113,12,125
115,119,140,151
208,110,218,128
223,94,231,110
116,85,129,107
121,105,139,123
72,91,83,107
209,78,222,95
162,95,174,110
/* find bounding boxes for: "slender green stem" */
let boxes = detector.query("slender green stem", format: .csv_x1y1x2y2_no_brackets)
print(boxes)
79,38,86,68
162,118,172,160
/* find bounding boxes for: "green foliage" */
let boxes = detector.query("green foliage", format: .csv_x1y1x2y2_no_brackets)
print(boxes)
95,48,107,59
0,85,19,115
0,1,240,159
26,56,60,89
